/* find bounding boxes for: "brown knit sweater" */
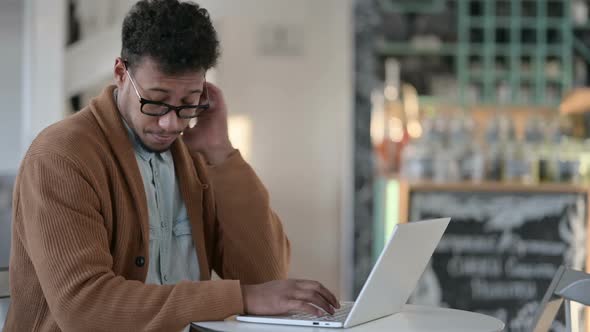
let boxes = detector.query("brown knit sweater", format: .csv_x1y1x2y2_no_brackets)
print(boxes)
4,85,290,332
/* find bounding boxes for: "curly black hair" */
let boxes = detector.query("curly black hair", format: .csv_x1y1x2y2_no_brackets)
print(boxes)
121,0,220,74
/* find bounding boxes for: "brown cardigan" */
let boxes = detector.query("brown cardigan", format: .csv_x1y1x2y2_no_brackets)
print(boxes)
4,85,290,332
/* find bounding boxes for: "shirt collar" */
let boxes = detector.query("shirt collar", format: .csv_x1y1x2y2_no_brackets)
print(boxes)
122,116,155,162
114,89,153,162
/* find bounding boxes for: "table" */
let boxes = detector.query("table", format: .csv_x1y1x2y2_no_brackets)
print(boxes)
191,305,505,332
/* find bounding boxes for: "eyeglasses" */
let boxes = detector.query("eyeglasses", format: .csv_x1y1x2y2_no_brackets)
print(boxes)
124,61,210,119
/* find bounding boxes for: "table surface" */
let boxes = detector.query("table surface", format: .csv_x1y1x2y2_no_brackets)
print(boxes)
192,305,505,332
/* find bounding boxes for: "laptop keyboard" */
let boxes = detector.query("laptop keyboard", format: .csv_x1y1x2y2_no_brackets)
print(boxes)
286,302,354,322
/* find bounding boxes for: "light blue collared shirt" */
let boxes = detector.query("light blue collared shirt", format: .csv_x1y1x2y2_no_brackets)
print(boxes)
122,118,200,285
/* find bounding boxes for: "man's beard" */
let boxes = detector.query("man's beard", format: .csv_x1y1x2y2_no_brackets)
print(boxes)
133,127,177,154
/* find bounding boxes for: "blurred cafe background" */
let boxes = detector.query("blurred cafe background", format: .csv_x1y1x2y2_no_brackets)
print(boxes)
3,0,590,331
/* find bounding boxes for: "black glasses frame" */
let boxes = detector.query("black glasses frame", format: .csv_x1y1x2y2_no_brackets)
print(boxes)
123,61,210,119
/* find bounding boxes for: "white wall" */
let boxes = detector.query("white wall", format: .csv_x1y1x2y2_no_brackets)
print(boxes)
203,0,354,298
0,0,23,173
0,0,24,268
22,0,66,150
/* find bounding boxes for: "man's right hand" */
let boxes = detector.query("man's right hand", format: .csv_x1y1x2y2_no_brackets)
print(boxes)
241,279,340,317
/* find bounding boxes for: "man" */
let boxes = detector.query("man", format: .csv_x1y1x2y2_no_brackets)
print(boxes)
4,1,339,331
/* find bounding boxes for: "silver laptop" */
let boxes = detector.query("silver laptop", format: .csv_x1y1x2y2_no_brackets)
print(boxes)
236,218,450,329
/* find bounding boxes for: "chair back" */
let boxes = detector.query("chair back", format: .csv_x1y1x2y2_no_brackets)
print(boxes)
0,267,9,330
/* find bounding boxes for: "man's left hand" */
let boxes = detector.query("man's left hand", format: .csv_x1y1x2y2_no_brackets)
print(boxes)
182,82,235,165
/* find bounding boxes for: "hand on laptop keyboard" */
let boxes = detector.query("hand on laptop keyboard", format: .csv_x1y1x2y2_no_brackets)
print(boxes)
241,279,340,317
288,302,353,322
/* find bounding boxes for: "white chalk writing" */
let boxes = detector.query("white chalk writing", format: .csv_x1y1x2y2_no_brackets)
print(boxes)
505,257,558,279
447,256,503,278
437,233,567,257
471,279,537,300
437,235,497,254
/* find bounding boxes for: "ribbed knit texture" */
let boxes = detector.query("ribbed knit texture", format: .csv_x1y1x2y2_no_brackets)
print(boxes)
3,85,290,332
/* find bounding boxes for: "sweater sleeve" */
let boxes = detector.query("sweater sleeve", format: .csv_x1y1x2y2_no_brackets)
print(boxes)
205,150,291,283
16,153,243,332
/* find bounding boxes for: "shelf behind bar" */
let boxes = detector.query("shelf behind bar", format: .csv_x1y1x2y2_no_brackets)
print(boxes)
385,179,590,194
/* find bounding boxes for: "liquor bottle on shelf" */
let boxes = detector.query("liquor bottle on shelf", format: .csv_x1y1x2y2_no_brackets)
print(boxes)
460,115,485,182
578,140,590,184
384,58,409,175
400,134,432,182
370,58,409,176
370,88,388,175
501,114,534,183
538,119,560,182
484,114,503,181
432,113,461,183
521,115,545,184
400,100,434,182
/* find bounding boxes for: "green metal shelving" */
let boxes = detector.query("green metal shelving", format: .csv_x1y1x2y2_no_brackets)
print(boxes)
378,0,446,13
457,0,573,106
376,0,588,107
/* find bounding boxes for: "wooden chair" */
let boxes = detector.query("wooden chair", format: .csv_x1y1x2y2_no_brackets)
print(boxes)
531,265,590,332
0,267,9,330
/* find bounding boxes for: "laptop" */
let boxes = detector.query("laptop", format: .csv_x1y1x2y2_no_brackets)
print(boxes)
235,217,450,329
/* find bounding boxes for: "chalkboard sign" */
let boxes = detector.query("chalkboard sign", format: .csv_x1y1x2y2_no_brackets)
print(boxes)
406,188,587,332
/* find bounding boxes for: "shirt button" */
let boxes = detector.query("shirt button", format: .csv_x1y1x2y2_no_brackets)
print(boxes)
163,275,168,282
135,256,145,267
202,184,209,190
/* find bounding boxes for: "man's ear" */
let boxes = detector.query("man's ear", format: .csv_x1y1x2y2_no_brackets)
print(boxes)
114,57,126,85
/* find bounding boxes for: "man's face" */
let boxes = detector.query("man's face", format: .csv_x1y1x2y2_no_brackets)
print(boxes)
114,57,206,153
